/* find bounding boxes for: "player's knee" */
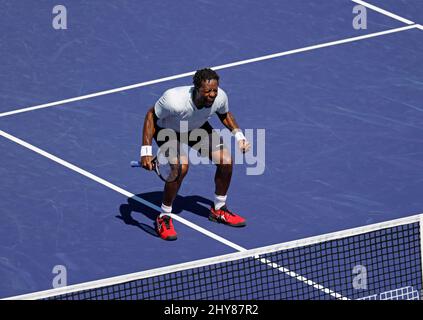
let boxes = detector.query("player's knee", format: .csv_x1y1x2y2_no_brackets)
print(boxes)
218,154,232,166
216,153,232,175
223,156,233,167
181,163,189,177
178,155,189,177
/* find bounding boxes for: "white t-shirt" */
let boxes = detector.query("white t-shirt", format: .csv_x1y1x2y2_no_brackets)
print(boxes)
154,86,229,132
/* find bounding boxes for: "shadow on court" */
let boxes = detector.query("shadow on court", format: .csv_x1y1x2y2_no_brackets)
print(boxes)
116,192,214,237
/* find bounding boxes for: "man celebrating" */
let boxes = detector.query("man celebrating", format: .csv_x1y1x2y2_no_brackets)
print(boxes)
140,68,250,240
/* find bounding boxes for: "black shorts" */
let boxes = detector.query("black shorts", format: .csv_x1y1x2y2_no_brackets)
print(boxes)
154,122,225,158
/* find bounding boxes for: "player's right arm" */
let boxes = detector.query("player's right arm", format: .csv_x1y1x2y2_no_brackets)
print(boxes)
141,91,174,170
140,107,157,171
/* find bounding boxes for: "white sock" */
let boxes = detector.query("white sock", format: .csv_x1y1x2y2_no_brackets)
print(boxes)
160,203,172,218
214,194,227,210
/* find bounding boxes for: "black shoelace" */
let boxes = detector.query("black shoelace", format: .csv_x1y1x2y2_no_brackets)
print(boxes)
162,216,172,229
219,206,234,216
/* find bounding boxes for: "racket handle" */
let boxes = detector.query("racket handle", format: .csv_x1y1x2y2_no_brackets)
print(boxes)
130,161,142,167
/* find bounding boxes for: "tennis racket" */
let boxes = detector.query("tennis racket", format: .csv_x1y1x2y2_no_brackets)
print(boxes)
131,149,182,183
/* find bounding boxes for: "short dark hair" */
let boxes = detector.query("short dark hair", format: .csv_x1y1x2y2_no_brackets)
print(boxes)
193,68,219,89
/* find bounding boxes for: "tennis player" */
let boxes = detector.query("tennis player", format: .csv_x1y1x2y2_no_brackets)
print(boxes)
140,68,251,240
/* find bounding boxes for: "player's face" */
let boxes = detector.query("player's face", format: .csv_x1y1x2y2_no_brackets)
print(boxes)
198,79,218,107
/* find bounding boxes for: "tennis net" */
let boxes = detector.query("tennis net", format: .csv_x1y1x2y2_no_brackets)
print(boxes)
4,214,423,300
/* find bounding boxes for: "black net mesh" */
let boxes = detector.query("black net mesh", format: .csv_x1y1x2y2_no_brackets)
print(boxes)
44,222,422,300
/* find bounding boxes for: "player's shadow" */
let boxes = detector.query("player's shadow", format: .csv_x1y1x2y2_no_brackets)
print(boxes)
116,192,213,238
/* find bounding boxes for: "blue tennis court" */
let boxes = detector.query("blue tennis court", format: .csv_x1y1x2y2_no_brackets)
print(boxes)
0,0,422,299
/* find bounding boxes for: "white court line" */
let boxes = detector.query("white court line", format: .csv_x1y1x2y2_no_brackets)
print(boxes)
257,257,347,300
0,129,348,300
8,212,422,300
351,0,415,25
0,24,418,119
417,24,423,31
0,130,245,252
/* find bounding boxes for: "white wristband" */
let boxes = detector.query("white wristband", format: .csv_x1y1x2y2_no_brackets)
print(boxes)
140,145,153,157
234,131,246,142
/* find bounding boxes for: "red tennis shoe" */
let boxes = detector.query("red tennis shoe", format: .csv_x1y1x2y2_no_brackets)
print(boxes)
209,206,246,227
155,215,177,241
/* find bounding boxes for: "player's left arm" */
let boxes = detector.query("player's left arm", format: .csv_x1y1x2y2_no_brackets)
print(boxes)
217,112,251,153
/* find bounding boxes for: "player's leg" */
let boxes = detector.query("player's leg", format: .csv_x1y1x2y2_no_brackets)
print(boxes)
154,130,189,240
209,144,245,227
212,145,232,197
192,122,246,227
162,154,189,207
154,154,188,240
